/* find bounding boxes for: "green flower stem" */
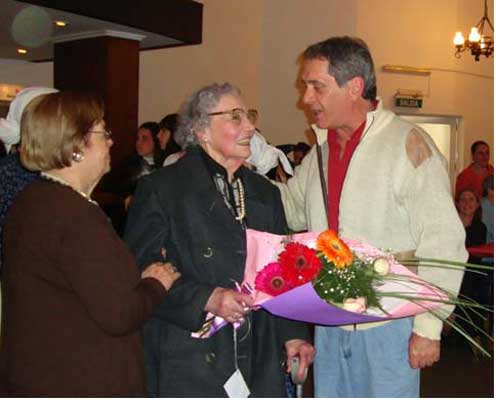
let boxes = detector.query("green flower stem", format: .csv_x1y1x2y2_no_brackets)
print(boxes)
401,262,488,275
383,296,492,357
381,274,493,312
379,291,492,311
429,309,492,358
402,257,494,271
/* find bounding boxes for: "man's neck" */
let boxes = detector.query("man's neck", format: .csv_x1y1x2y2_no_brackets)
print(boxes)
335,99,374,148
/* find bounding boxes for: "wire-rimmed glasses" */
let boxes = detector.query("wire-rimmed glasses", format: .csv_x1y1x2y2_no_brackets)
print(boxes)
89,130,112,139
207,108,258,125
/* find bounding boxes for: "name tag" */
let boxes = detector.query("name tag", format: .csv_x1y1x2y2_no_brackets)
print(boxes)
224,369,250,398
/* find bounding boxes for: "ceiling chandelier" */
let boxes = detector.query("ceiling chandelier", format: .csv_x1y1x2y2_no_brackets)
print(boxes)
453,0,494,61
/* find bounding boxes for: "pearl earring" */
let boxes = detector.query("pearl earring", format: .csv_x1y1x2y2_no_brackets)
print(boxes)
72,151,85,162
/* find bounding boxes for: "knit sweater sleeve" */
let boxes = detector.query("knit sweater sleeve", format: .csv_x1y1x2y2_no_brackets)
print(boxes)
400,129,467,340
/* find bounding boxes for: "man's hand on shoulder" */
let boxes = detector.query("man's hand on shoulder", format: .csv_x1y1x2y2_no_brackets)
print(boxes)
408,332,440,369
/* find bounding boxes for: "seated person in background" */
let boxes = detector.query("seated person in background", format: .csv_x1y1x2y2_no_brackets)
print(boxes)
0,90,180,396
456,188,487,259
101,121,163,209
135,121,165,175
157,113,182,165
293,141,311,166
481,175,494,243
163,126,189,166
455,189,491,350
456,140,493,198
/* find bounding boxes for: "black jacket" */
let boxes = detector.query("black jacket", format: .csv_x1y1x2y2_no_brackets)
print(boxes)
124,146,309,397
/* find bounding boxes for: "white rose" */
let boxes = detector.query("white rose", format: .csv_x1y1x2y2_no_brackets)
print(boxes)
373,257,390,276
342,297,367,313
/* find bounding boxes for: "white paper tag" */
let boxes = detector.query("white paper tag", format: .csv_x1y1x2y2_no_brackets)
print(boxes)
224,368,250,398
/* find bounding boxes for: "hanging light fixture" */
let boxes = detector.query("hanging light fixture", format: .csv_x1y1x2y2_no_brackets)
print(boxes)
453,0,494,61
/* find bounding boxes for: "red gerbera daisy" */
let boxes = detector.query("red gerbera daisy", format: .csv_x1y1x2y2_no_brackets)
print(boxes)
278,242,322,287
255,262,292,296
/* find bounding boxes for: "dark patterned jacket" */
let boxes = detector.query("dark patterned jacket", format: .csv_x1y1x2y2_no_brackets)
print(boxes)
0,153,39,272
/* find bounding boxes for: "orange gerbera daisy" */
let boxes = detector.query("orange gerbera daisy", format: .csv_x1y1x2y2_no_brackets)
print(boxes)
316,230,353,268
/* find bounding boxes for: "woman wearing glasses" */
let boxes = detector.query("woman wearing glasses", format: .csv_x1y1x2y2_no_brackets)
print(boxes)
124,83,314,397
0,91,181,396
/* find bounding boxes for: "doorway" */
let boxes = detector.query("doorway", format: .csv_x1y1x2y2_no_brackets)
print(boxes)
399,114,462,193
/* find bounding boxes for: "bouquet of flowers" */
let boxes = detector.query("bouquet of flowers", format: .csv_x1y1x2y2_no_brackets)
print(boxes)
243,229,492,354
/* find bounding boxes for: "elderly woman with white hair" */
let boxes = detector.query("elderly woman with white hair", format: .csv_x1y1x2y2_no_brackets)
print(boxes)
124,82,314,397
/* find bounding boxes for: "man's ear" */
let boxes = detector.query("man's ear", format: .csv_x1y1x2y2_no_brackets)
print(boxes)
348,76,365,100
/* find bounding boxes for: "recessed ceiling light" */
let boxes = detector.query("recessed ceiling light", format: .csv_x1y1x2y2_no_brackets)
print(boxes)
17,48,28,54
54,20,68,27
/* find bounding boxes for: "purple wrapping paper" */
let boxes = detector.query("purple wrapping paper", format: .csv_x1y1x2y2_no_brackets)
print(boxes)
260,283,389,325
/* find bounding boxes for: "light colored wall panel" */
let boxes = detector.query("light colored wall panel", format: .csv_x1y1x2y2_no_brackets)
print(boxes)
139,0,264,124
259,0,357,145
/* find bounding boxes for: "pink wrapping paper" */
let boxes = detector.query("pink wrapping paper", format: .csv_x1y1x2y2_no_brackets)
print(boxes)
243,229,447,325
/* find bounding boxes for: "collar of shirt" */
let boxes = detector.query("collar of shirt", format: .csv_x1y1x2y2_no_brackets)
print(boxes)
198,145,243,183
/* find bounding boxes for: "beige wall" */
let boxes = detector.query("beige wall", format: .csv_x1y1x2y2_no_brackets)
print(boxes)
0,0,493,169
259,0,358,145
356,0,494,167
139,0,264,122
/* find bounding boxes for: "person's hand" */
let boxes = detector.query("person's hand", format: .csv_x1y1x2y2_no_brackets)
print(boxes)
204,287,254,323
124,195,133,211
141,262,181,291
284,339,315,380
408,333,440,369
276,163,288,183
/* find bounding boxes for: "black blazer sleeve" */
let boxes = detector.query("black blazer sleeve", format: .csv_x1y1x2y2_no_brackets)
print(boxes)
124,176,215,332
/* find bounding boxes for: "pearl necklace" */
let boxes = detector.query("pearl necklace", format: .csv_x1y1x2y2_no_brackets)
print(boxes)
41,172,98,206
234,178,246,221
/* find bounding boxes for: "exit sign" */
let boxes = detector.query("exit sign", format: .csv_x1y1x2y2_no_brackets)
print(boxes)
395,96,423,108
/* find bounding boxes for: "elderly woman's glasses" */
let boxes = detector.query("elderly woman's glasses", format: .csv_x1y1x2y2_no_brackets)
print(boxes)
208,108,258,125
89,130,112,139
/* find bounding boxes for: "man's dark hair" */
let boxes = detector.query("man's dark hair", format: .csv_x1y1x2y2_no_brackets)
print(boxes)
470,140,489,155
303,36,377,101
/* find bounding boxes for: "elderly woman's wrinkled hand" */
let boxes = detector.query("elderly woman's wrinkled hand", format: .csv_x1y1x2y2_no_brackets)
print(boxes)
205,287,254,323
142,262,181,291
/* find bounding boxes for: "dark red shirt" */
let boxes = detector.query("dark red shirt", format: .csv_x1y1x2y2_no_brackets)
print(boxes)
327,123,365,231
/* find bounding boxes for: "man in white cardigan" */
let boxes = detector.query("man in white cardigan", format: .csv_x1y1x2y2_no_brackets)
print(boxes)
275,37,467,397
